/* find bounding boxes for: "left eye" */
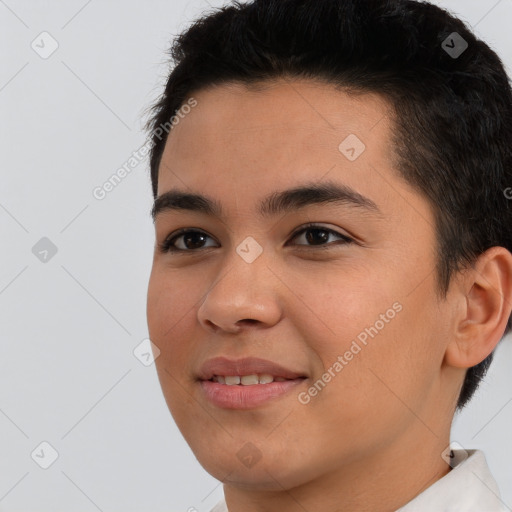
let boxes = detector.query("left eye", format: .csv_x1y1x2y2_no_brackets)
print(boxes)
158,223,353,253
288,224,354,249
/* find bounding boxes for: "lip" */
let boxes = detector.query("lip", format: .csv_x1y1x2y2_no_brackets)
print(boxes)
197,356,307,409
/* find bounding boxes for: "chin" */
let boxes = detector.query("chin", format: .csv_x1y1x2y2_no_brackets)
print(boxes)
191,443,318,492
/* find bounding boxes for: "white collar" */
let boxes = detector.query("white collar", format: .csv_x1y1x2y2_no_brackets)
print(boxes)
397,449,508,511
210,449,508,512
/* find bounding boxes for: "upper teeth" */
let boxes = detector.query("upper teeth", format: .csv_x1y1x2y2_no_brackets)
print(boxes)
213,374,287,385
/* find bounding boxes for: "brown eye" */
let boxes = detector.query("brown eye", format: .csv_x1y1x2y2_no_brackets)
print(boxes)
158,223,354,254
159,229,218,253
288,223,354,248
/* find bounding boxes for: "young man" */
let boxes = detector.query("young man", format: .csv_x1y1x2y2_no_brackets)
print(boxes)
145,0,512,510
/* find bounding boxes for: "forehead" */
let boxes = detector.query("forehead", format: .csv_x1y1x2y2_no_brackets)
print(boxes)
156,78,431,230
162,78,393,166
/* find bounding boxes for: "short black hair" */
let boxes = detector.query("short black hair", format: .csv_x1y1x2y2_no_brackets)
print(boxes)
144,0,512,410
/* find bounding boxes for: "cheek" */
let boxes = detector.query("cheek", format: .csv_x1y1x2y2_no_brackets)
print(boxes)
333,283,448,414
300,268,441,407
147,267,200,335
146,269,202,419
146,269,202,379
288,264,400,361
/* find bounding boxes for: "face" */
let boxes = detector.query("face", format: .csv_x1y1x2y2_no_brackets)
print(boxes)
146,79,456,490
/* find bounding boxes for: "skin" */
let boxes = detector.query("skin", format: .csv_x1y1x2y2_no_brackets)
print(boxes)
146,78,512,512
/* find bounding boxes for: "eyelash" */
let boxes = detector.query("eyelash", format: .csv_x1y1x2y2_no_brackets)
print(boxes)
158,223,354,254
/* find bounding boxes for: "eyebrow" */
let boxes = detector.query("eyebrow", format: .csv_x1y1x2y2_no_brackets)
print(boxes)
150,180,381,222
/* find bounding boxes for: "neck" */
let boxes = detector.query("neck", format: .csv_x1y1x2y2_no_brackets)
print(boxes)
223,423,452,512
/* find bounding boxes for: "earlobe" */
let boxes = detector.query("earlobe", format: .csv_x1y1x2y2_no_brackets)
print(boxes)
444,247,512,369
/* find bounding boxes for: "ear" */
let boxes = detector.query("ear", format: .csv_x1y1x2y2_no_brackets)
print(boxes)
444,246,512,369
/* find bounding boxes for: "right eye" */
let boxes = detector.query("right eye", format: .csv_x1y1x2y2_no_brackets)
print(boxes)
158,229,218,253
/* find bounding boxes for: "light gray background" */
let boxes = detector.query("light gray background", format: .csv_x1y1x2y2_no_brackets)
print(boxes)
0,0,511,510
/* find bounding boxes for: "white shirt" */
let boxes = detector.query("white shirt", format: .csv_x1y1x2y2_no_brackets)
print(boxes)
209,449,509,512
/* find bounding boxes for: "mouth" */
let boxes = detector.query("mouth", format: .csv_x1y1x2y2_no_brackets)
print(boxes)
197,357,307,409
210,374,292,385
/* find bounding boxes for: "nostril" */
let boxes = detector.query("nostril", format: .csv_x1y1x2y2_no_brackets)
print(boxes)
237,319,259,326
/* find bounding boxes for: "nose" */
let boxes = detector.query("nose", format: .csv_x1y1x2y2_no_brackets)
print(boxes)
197,246,283,334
